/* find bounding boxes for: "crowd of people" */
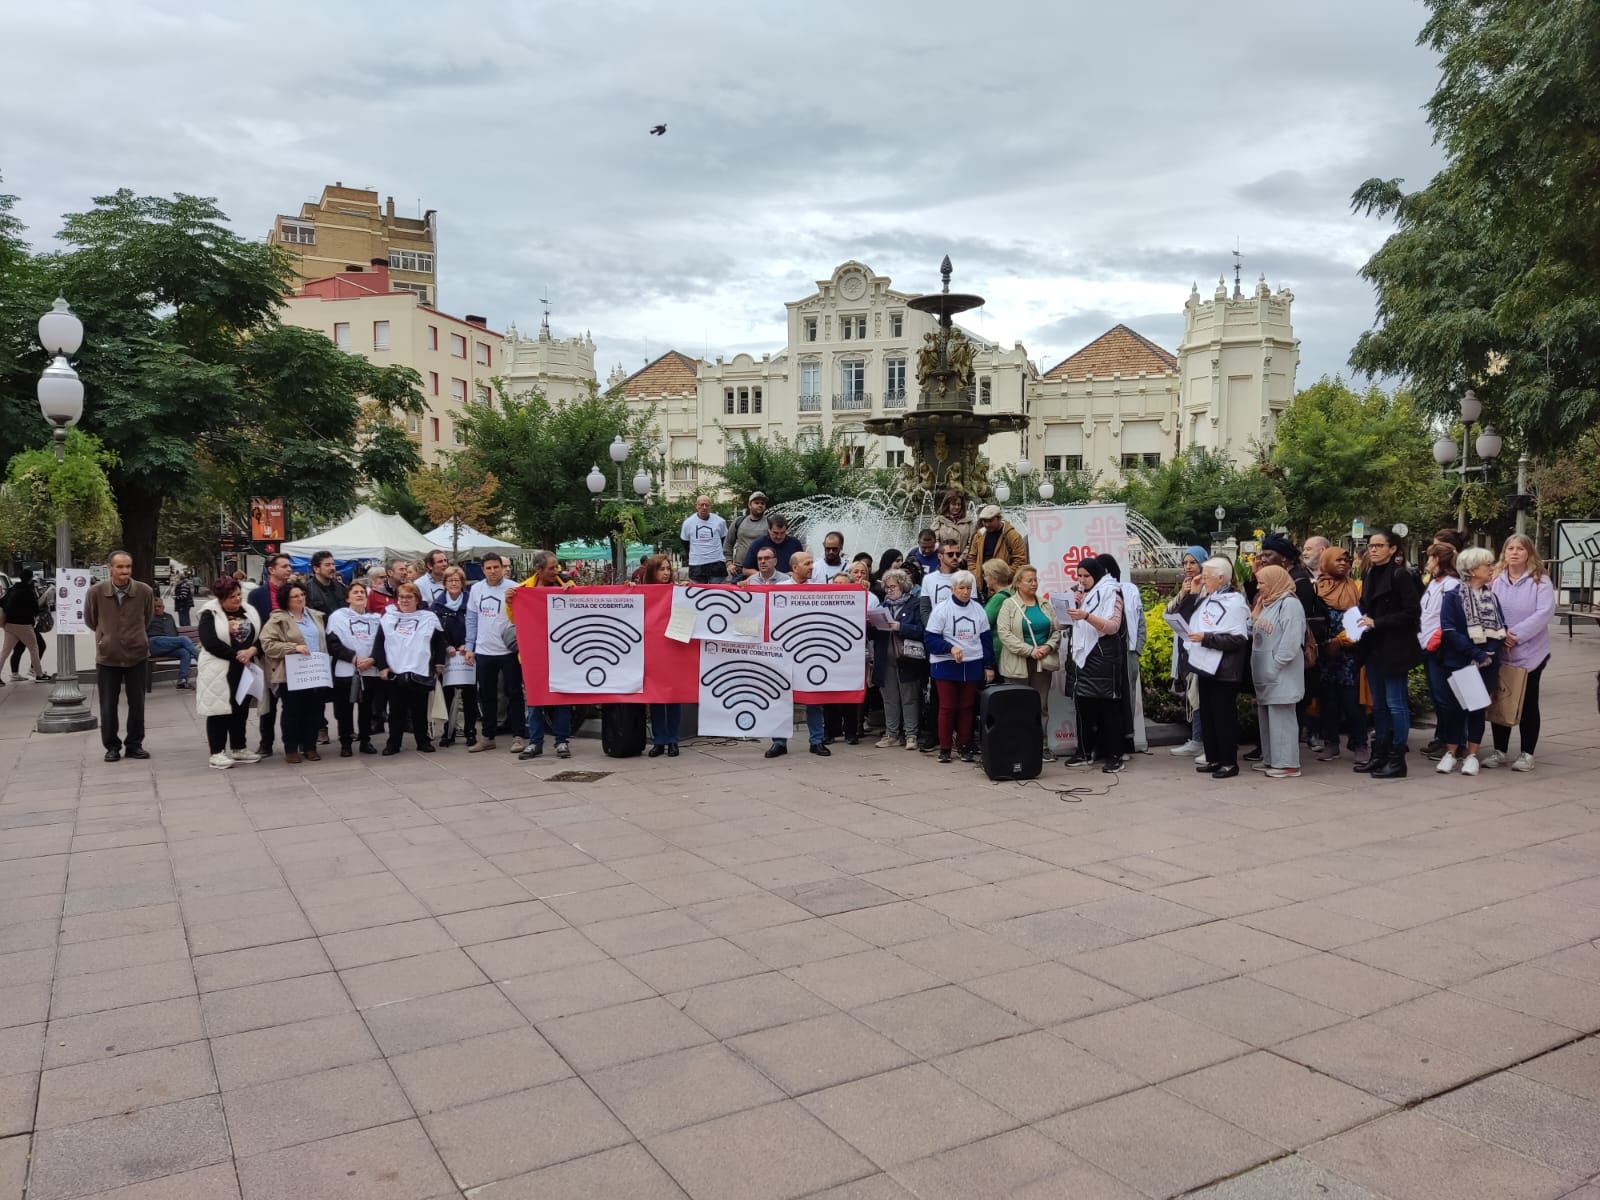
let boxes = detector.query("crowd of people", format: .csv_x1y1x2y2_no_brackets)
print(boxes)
73,491,1560,784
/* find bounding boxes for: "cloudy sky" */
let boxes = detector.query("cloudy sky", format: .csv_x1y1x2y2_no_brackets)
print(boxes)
5,0,1443,386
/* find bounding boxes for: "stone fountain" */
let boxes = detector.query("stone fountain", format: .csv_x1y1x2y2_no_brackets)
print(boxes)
864,256,1029,501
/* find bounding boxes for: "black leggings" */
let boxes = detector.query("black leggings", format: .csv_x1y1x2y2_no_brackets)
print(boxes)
206,702,250,754
386,678,433,751
1075,694,1126,763
333,681,379,747
443,684,478,739
1492,656,1546,755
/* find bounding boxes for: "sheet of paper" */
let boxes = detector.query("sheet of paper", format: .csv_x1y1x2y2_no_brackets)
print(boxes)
1342,607,1366,642
442,655,475,686
665,604,697,643
698,640,794,737
55,570,91,635
1184,639,1222,676
547,592,646,693
1163,611,1190,637
1447,663,1491,710
866,607,894,630
674,585,765,643
284,651,333,692
1050,594,1074,625
234,661,265,706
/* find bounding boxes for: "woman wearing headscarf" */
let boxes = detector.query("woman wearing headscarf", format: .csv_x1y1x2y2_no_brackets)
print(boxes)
1166,545,1210,756
1098,554,1148,756
1354,528,1422,779
1436,547,1505,775
373,583,447,755
195,577,264,770
1250,564,1307,778
1064,556,1127,773
923,569,995,763
1187,557,1252,778
1484,533,1555,771
1313,546,1368,764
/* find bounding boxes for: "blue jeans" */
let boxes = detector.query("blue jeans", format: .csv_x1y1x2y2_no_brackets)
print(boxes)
1365,663,1410,749
525,704,571,746
649,704,681,746
148,635,197,681
772,705,824,750
1424,656,1464,749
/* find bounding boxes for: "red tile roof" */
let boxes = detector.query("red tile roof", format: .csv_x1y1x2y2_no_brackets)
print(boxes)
616,350,700,397
1043,324,1177,381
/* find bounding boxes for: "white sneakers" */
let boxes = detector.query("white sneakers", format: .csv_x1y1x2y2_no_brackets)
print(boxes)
1169,740,1203,756
1436,752,1457,774
1511,752,1535,772
874,736,898,748
1460,754,1481,776
1477,748,1505,769
229,749,262,764
208,753,234,770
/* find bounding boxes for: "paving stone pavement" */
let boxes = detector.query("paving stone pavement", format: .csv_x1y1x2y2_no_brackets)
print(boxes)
1,629,1598,1199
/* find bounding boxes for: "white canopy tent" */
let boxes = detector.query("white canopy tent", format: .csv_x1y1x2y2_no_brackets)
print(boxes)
424,521,522,559
282,505,436,563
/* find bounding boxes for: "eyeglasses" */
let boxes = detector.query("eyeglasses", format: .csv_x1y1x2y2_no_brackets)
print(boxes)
942,551,961,558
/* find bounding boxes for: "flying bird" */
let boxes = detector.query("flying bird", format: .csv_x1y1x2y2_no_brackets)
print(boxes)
649,124,667,136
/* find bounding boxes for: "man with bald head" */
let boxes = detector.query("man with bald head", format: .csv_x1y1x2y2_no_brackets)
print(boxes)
681,495,730,583
1301,535,1331,581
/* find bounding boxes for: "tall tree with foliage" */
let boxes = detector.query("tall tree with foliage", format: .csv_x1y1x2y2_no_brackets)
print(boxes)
1,189,426,582
458,384,660,550
409,460,502,554
1267,377,1450,539
1103,448,1283,546
712,428,862,508
1351,1,1600,450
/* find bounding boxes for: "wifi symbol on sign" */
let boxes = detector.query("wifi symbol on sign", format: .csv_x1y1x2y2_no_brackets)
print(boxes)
550,614,643,687
684,586,755,635
769,611,860,686
701,660,790,731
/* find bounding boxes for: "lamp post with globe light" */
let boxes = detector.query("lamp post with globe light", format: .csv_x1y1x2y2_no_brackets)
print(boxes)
1431,390,1502,535
34,299,98,734
584,434,652,578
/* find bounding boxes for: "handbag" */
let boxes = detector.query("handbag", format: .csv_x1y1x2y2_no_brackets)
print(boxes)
1485,662,1528,726
1014,597,1062,672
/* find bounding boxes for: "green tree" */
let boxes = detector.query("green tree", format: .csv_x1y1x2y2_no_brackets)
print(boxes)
1103,448,1283,545
712,428,861,507
0,179,55,466
458,384,660,550
1351,2,1600,450
409,460,502,555
0,428,121,562
4,189,425,583
1267,377,1451,539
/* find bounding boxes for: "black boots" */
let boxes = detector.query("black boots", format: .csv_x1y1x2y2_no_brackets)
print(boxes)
1354,739,1390,773
1371,746,1409,779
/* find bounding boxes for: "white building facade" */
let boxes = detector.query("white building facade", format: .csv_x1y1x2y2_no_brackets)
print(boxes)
499,315,597,406
615,261,1297,499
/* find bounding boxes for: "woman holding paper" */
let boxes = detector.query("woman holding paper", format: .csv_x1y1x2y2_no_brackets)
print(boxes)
638,555,682,757
1249,565,1307,778
327,580,380,757
373,584,447,755
1435,547,1505,775
431,566,477,749
1313,546,1369,764
260,581,330,764
1065,556,1129,773
1484,534,1555,771
1353,528,1423,779
996,565,1061,760
1186,558,1251,779
1419,543,1464,769
195,576,264,770
1165,545,1210,757
923,570,995,764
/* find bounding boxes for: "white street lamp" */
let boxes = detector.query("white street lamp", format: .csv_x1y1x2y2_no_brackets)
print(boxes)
1432,436,1459,466
632,467,652,497
1458,389,1482,424
585,465,606,495
993,482,1011,504
35,298,97,734
1475,426,1504,461
1438,387,1500,533
608,434,629,464
1037,480,1055,502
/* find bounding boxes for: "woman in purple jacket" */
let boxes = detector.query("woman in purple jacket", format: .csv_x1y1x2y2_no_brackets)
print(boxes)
1483,534,1555,771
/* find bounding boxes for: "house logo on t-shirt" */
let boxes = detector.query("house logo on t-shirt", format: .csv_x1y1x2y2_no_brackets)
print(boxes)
952,615,977,639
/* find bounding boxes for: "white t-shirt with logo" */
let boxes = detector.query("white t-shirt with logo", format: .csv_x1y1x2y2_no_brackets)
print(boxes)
680,512,729,566
467,579,518,656
921,569,958,609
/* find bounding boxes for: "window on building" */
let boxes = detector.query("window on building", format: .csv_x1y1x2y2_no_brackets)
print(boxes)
280,221,315,245
333,322,350,351
372,320,390,351
428,325,438,351
394,282,430,304
890,313,903,338
800,361,820,401
796,430,822,453
979,377,992,405
841,444,866,468
885,358,905,400
840,314,866,340
737,387,750,415
1044,454,1087,472
449,333,466,358
475,342,490,366
451,378,467,405
724,388,735,415
1120,452,1163,470
453,425,465,446
752,386,762,414
430,417,440,442
804,317,817,342
885,450,906,468
389,249,435,273
725,446,744,468
406,413,419,434
840,360,864,398
429,371,439,395
475,383,491,407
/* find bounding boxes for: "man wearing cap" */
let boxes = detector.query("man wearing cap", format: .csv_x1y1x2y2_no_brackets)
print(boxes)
967,504,1027,596
723,492,770,579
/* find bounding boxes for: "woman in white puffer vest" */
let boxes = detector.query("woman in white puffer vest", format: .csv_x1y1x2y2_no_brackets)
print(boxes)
195,577,265,769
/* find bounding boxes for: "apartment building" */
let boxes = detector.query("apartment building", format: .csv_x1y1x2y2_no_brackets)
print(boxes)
269,183,438,305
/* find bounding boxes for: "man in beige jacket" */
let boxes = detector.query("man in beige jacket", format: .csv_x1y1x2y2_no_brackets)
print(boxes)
83,551,156,762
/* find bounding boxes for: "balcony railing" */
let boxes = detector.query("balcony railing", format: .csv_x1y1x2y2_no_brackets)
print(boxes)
883,388,907,409
832,391,871,411
797,393,822,411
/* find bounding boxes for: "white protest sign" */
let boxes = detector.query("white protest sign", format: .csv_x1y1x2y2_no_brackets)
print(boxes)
698,640,793,737
55,570,91,635
546,592,645,693
673,585,765,643
766,587,865,691
284,651,333,692
1024,503,1130,604
442,655,475,686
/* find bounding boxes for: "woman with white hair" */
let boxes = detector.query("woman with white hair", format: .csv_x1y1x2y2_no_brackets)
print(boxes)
923,569,995,764
1436,546,1505,775
1187,557,1252,779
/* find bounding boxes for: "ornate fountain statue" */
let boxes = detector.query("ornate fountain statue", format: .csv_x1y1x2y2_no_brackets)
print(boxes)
865,256,1028,501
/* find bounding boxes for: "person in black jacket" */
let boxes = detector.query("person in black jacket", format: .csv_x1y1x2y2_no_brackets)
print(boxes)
1,568,49,683
1354,528,1423,779
372,584,448,755
430,566,476,748
1063,556,1128,772
1187,557,1253,778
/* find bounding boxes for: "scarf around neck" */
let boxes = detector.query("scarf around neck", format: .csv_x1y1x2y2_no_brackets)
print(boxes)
1461,583,1506,644
1070,574,1120,669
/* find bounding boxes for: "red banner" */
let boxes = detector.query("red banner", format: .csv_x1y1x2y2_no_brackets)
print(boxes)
512,584,866,705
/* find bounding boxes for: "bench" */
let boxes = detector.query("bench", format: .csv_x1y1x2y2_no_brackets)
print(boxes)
146,625,200,692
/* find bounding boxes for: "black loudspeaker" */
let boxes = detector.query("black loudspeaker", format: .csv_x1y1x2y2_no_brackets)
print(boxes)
601,703,648,758
980,684,1042,780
